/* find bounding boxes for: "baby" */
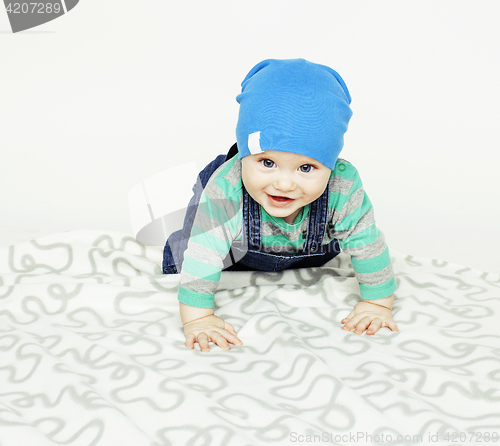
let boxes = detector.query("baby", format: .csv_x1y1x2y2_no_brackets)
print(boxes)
163,58,398,352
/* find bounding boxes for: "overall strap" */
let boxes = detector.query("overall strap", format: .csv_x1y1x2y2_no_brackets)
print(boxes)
228,142,262,249
243,185,262,249
230,141,329,254
302,183,329,254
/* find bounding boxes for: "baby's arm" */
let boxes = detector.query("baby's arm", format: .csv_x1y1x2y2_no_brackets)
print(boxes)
180,303,243,352
341,294,398,335
328,162,398,335
176,159,245,351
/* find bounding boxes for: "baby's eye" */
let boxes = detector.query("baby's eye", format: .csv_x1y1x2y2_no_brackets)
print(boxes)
261,159,275,168
299,164,314,173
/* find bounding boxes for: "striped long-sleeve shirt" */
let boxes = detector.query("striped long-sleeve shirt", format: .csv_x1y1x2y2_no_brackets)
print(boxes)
178,155,397,308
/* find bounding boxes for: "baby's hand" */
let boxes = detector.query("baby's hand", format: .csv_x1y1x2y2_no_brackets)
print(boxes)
183,315,243,352
341,301,399,335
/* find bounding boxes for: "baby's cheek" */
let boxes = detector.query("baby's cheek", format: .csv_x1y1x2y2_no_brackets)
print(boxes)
308,185,327,202
311,175,330,197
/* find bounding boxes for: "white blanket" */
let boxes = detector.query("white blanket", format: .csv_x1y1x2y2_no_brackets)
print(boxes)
1,230,499,446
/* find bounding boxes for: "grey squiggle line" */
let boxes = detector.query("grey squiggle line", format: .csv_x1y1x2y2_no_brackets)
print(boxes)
138,276,180,294
454,266,474,275
52,362,98,386
290,267,353,287
112,320,170,339
114,290,173,317
0,333,18,351
117,333,163,360
377,354,500,378
112,373,184,412
342,361,438,384
398,275,447,290
271,373,343,404
397,340,480,360
1,284,84,325
112,256,147,277
261,354,316,383
390,310,440,327
59,307,130,329
78,332,108,341
33,417,104,446
480,271,500,288
0,344,41,383
10,240,73,273
441,360,500,378
396,287,494,318
403,256,423,267
92,234,162,275
356,364,500,403
341,379,393,398
396,388,500,420
437,272,493,291
447,305,494,318
437,331,500,348
400,274,494,310
4,366,173,445
0,386,112,411
87,247,116,276
155,423,254,446
0,282,15,300
213,401,355,442
436,273,499,301
92,234,147,256
253,316,371,356
431,259,450,268
160,371,227,396
263,309,382,350
437,320,483,336
54,344,185,412
150,358,185,373
16,272,105,285
29,281,82,307
137,319,169,337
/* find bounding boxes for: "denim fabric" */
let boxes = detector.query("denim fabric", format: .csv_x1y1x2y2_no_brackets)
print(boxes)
162,153,227,274
162,144,340,274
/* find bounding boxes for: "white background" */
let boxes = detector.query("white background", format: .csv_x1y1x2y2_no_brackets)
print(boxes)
1,0,499,273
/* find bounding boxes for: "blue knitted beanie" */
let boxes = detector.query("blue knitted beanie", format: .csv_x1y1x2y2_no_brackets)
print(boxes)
236,58,352,170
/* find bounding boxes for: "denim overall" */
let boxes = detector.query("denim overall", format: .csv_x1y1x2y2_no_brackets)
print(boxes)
162,143,341,274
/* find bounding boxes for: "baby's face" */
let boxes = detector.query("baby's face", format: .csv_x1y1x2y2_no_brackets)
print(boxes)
241,151,331,224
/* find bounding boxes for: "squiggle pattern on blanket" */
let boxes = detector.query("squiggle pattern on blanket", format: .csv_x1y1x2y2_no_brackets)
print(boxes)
0,230,499,446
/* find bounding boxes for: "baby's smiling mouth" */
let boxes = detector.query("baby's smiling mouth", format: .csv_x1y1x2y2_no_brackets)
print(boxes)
271,195,293,201
268,194,294,202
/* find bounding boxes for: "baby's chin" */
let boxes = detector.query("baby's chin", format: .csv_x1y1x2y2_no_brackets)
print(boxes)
262,204,303,221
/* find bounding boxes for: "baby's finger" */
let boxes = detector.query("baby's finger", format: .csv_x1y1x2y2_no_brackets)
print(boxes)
353,316,373,335
341,310,355,324
209,331,231,351
197,332,211,352
342,313,364,331
220,329,243,346
224,321,238,336
185,333,196,349
366,318,383,335
384,319,399,332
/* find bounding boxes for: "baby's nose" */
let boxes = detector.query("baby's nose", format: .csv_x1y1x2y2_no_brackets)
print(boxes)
275,174,295,191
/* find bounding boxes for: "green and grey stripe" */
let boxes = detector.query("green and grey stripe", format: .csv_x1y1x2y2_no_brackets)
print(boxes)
178,156,397,308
